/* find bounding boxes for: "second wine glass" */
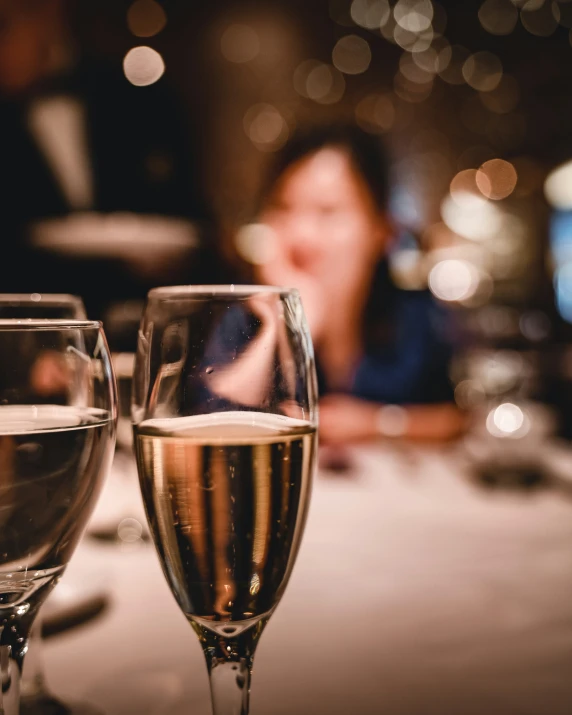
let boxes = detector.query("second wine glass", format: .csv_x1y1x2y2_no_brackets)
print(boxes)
0,319,116,715
0,294,87,715
132,285,318,715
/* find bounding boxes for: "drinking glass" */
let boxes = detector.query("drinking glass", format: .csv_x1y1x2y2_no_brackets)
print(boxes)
132,286,318,715
0,295,87,715
0,320,116,715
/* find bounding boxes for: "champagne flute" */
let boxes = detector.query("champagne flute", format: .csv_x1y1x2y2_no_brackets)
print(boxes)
0,319,116,715
132,285,318,715
0,295,88,715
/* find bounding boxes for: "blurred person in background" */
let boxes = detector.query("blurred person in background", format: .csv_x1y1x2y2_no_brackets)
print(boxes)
0,0,222,330
238,124,465,445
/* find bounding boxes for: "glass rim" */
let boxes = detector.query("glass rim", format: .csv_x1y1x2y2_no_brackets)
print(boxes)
0,319,101,331
0,293,84,304
147,285,298,300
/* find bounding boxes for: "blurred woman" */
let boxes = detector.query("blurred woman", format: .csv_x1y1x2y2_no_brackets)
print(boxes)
239,124,464,445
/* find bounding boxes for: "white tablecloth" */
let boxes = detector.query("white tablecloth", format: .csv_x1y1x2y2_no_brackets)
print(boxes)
43,443,572,714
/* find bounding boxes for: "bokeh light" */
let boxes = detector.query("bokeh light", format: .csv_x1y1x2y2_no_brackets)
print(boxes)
389,246,425,289
412,38,452,73
355,93,395,133
394,0,434,32
555,261,572,323
393,24,434,51
476,159,518,200
544,160,572,209
127,0,167,38
306,63,346,103
462,51,503,92
486,402,530,439
441,191,502,241
221,24,260,63
243,104,288,151
293,60,321,98
428,259,480,302
519,311,551,341
123,46,165,86
294,60,346,103
350,0,391,28
399,53,435,82
438,45,470,85
478,350,525,394
380,13,398,42
332,35,372,74
450,169,489,204
515,0,546,10
235,224,278,265
455,380,486,409
478,0,518,35
520,1,560,36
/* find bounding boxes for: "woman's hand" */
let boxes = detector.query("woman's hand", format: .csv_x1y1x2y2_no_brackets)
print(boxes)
319,394,467,445
319,394,380,445
256,244,329,345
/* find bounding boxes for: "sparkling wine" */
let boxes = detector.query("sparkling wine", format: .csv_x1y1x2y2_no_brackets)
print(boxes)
135,412,316,633
0,405,114,608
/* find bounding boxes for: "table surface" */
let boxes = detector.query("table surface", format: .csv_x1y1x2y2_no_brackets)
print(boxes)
42,442,572,715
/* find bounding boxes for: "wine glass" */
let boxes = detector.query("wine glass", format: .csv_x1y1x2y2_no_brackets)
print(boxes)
132,285,318,715
0,295,88,715
0,319,116,715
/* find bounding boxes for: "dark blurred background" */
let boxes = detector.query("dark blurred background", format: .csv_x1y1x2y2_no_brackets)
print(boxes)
5,0,572,441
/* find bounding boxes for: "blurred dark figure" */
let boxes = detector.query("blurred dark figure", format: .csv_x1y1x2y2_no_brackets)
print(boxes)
0,0,222,331
240,124,464,444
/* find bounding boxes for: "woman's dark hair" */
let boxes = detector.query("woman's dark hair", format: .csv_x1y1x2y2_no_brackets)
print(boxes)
259,123,391,214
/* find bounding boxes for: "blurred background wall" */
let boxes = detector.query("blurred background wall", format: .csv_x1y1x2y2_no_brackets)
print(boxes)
74,0,563,296
7,0,572,436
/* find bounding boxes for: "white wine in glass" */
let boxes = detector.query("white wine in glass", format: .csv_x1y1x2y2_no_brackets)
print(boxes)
132,286,318,715
0,320,116,715
0,294,88,715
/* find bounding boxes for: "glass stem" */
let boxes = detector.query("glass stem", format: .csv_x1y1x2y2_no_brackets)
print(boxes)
0,618,28,715
20,614,45,700
194,619,268,715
